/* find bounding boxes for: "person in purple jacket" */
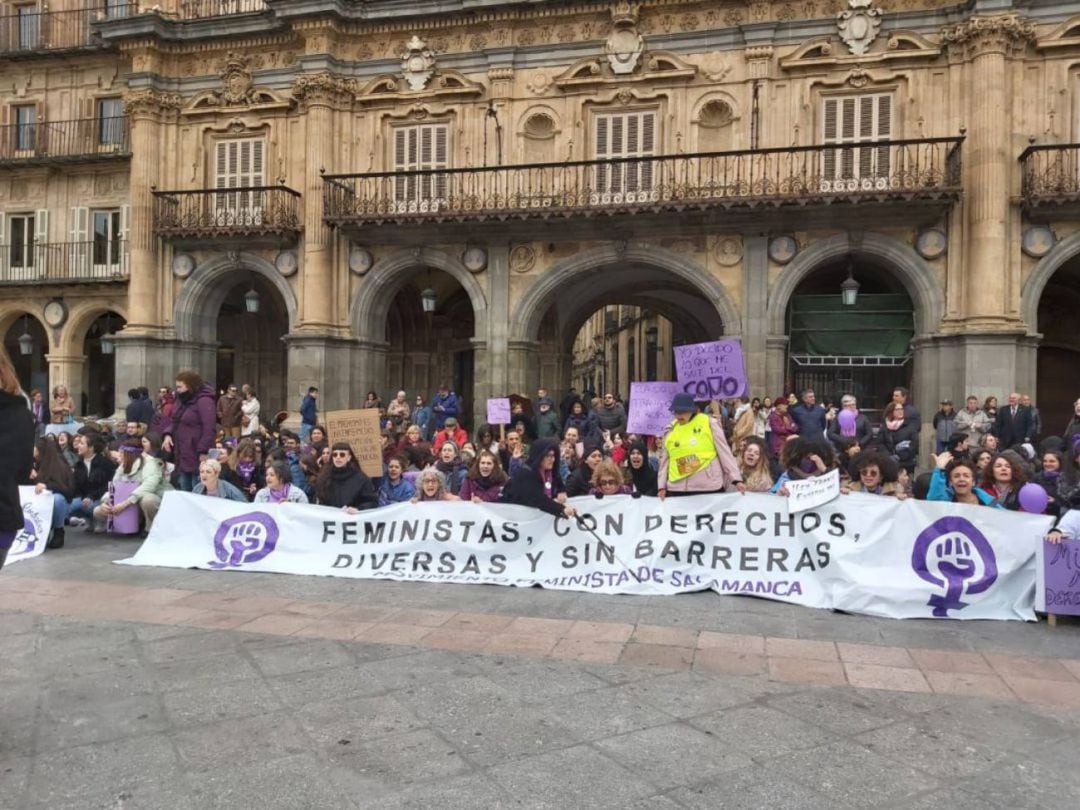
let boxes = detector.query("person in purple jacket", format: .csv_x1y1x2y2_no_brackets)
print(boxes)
162,370,217,492
459,449,507,503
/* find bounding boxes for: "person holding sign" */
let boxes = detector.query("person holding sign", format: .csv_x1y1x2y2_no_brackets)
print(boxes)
657,394,744,500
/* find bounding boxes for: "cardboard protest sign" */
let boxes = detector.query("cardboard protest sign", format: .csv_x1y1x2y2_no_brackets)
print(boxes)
324,409,383,478
674,339,748,400
786,468,840,513
486,398,512,426
626,382,682,436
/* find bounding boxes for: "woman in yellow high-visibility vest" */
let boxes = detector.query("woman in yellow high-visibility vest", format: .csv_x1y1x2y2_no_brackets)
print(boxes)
658,393,746,500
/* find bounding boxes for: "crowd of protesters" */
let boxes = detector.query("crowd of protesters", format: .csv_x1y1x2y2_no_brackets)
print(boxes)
4,344,1080,570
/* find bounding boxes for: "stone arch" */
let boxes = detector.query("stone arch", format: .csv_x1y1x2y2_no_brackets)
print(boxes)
766,232,944,336
511,242,742,343
174,252,297,343
350,246,488,342
0,306,57,351
1021,231,1080,334
59,300,129,356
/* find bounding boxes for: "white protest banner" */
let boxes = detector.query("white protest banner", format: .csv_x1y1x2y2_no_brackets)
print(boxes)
324,409,383,478
5,486,55,565
674,339,748,400
44,422,83,437
486,398,512,426
786,469,840,513
626,382,682,436
120,491,1052,621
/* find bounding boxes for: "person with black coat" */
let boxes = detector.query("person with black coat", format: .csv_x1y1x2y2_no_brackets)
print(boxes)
314,442,378,513
993,392,1033,448
500,438,577,518
627,441,658,496
565,443,604,497
881,401,920,475
0,347,34,569
68,432,117,526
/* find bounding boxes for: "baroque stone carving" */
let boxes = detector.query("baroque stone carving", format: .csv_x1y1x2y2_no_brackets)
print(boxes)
217,53,256,105
509,245,536,274
940,14,1036,58
122,88,182,119
713,236,743,267
401,35,436,91
837,0,882,56
606,2,645,76
291,72,355,107
526,72,553,96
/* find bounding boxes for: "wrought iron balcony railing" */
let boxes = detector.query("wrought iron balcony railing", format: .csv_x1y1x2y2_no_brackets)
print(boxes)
0,5,134,55
323,137,964,226
0,117,130,164
152,186,302,238
0,241,129,285
1020,143,1080,206
175,0,268,17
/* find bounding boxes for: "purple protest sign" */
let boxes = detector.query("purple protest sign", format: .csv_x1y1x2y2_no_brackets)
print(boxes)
626,382,682,437
674,339,748,401
486,397,512,426
1044,539,1080,616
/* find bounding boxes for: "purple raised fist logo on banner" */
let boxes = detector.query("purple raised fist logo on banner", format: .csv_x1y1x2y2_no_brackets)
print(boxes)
911,517,998,617
8,515,39,560
209,512,280,570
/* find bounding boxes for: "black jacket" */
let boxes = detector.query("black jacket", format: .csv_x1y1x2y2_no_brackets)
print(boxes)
0,391,34,532
826,412,873,450
72,453,118,501
500,439,568,517
318,467,378,511
994,405,1033,448
882,420,920,467
125,396,155,427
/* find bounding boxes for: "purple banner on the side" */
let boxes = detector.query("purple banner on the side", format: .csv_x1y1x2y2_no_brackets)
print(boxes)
626,381,682,437
674,339,748,400
1044,539,1080,616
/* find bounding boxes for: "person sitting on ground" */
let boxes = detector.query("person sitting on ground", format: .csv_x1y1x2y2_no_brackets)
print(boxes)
192,458,247,502
95,434,173,532
459,449,507,503
499,438,576,518
314,442,378,513
222,438,264,501
67,432,117,527
927,453,1001,508
842,450,907,499
433,440,467,495
254,460,308,504
378,455,416,506
771,438,834,495
738,436,774,493
411,468,459,503
627,441,658,497
590,459,631,497
30,437,75,548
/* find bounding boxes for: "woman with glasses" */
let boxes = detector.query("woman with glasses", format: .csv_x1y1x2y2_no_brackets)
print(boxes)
315,442,378,513
411,469,459,503
841,450,907,499
590,460,631,496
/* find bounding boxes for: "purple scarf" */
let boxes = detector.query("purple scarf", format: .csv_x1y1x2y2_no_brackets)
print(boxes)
268,484,291,504
237,460,256,485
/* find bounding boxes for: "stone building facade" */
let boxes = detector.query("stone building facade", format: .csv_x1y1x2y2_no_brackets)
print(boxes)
2,0,1079,430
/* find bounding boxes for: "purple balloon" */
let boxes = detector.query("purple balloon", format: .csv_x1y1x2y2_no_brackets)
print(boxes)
1018,482,1048,514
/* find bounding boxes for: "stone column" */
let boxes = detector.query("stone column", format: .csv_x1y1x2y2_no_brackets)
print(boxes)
291,72,354,332
120,89,180,333
941,15,1034,328
740,236,769,395
764,335,788,398
484,245,511,399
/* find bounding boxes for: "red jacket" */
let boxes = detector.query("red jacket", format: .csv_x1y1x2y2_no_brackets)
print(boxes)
433,426,468,449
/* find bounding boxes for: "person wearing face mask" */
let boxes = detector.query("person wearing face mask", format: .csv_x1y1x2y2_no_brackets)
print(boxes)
459,450,507,503
315,442,378,513
499,438,576,518
658,394,745,500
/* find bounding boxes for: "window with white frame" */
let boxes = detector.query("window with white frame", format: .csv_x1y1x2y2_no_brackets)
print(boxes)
97,98,124,146
821,93,893,189
392,123,448,211
213,137,264,225
7,213,36,268
592,110,657,201
16,4,40,51
92,209,124,268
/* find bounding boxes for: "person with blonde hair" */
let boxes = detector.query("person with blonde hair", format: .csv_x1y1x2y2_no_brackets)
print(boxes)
50,385,75,424
738,437,774,493
0,346,34,569
589,459,631,496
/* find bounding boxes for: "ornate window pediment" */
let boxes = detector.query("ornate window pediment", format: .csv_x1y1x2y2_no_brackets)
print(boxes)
355,69,483,106
183,53,291,116
780,29,939,73
553,51,696,91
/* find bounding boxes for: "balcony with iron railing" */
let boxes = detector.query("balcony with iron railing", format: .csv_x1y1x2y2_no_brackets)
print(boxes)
0,117,130,165
0,241,129,285
174,0,268,18
0,4,135,56
1020,143,1080,208
152,186,302,240
324,137,964,230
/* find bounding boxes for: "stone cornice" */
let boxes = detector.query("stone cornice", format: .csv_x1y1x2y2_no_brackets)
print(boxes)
940,14,1037,58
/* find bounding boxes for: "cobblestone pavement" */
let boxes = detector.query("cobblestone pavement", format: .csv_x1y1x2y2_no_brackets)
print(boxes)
2,531,1080,809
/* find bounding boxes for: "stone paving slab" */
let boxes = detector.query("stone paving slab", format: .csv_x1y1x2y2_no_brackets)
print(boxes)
1,534,1080,808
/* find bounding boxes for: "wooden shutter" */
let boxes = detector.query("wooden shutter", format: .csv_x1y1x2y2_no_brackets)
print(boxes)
594,115,609,194
70,206,89,276
392,124,448,206
594,112,656,196
822,93,892,183
0,212,5,277
33,209,47,242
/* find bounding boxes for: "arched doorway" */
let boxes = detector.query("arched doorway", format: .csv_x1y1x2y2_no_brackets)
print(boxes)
513,244,738,400
174,254,296,419
784,257,915,413
1034,254,1080,431
214,275,289,416
384,272,476,418
83,311,126,417
3,313,48,396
